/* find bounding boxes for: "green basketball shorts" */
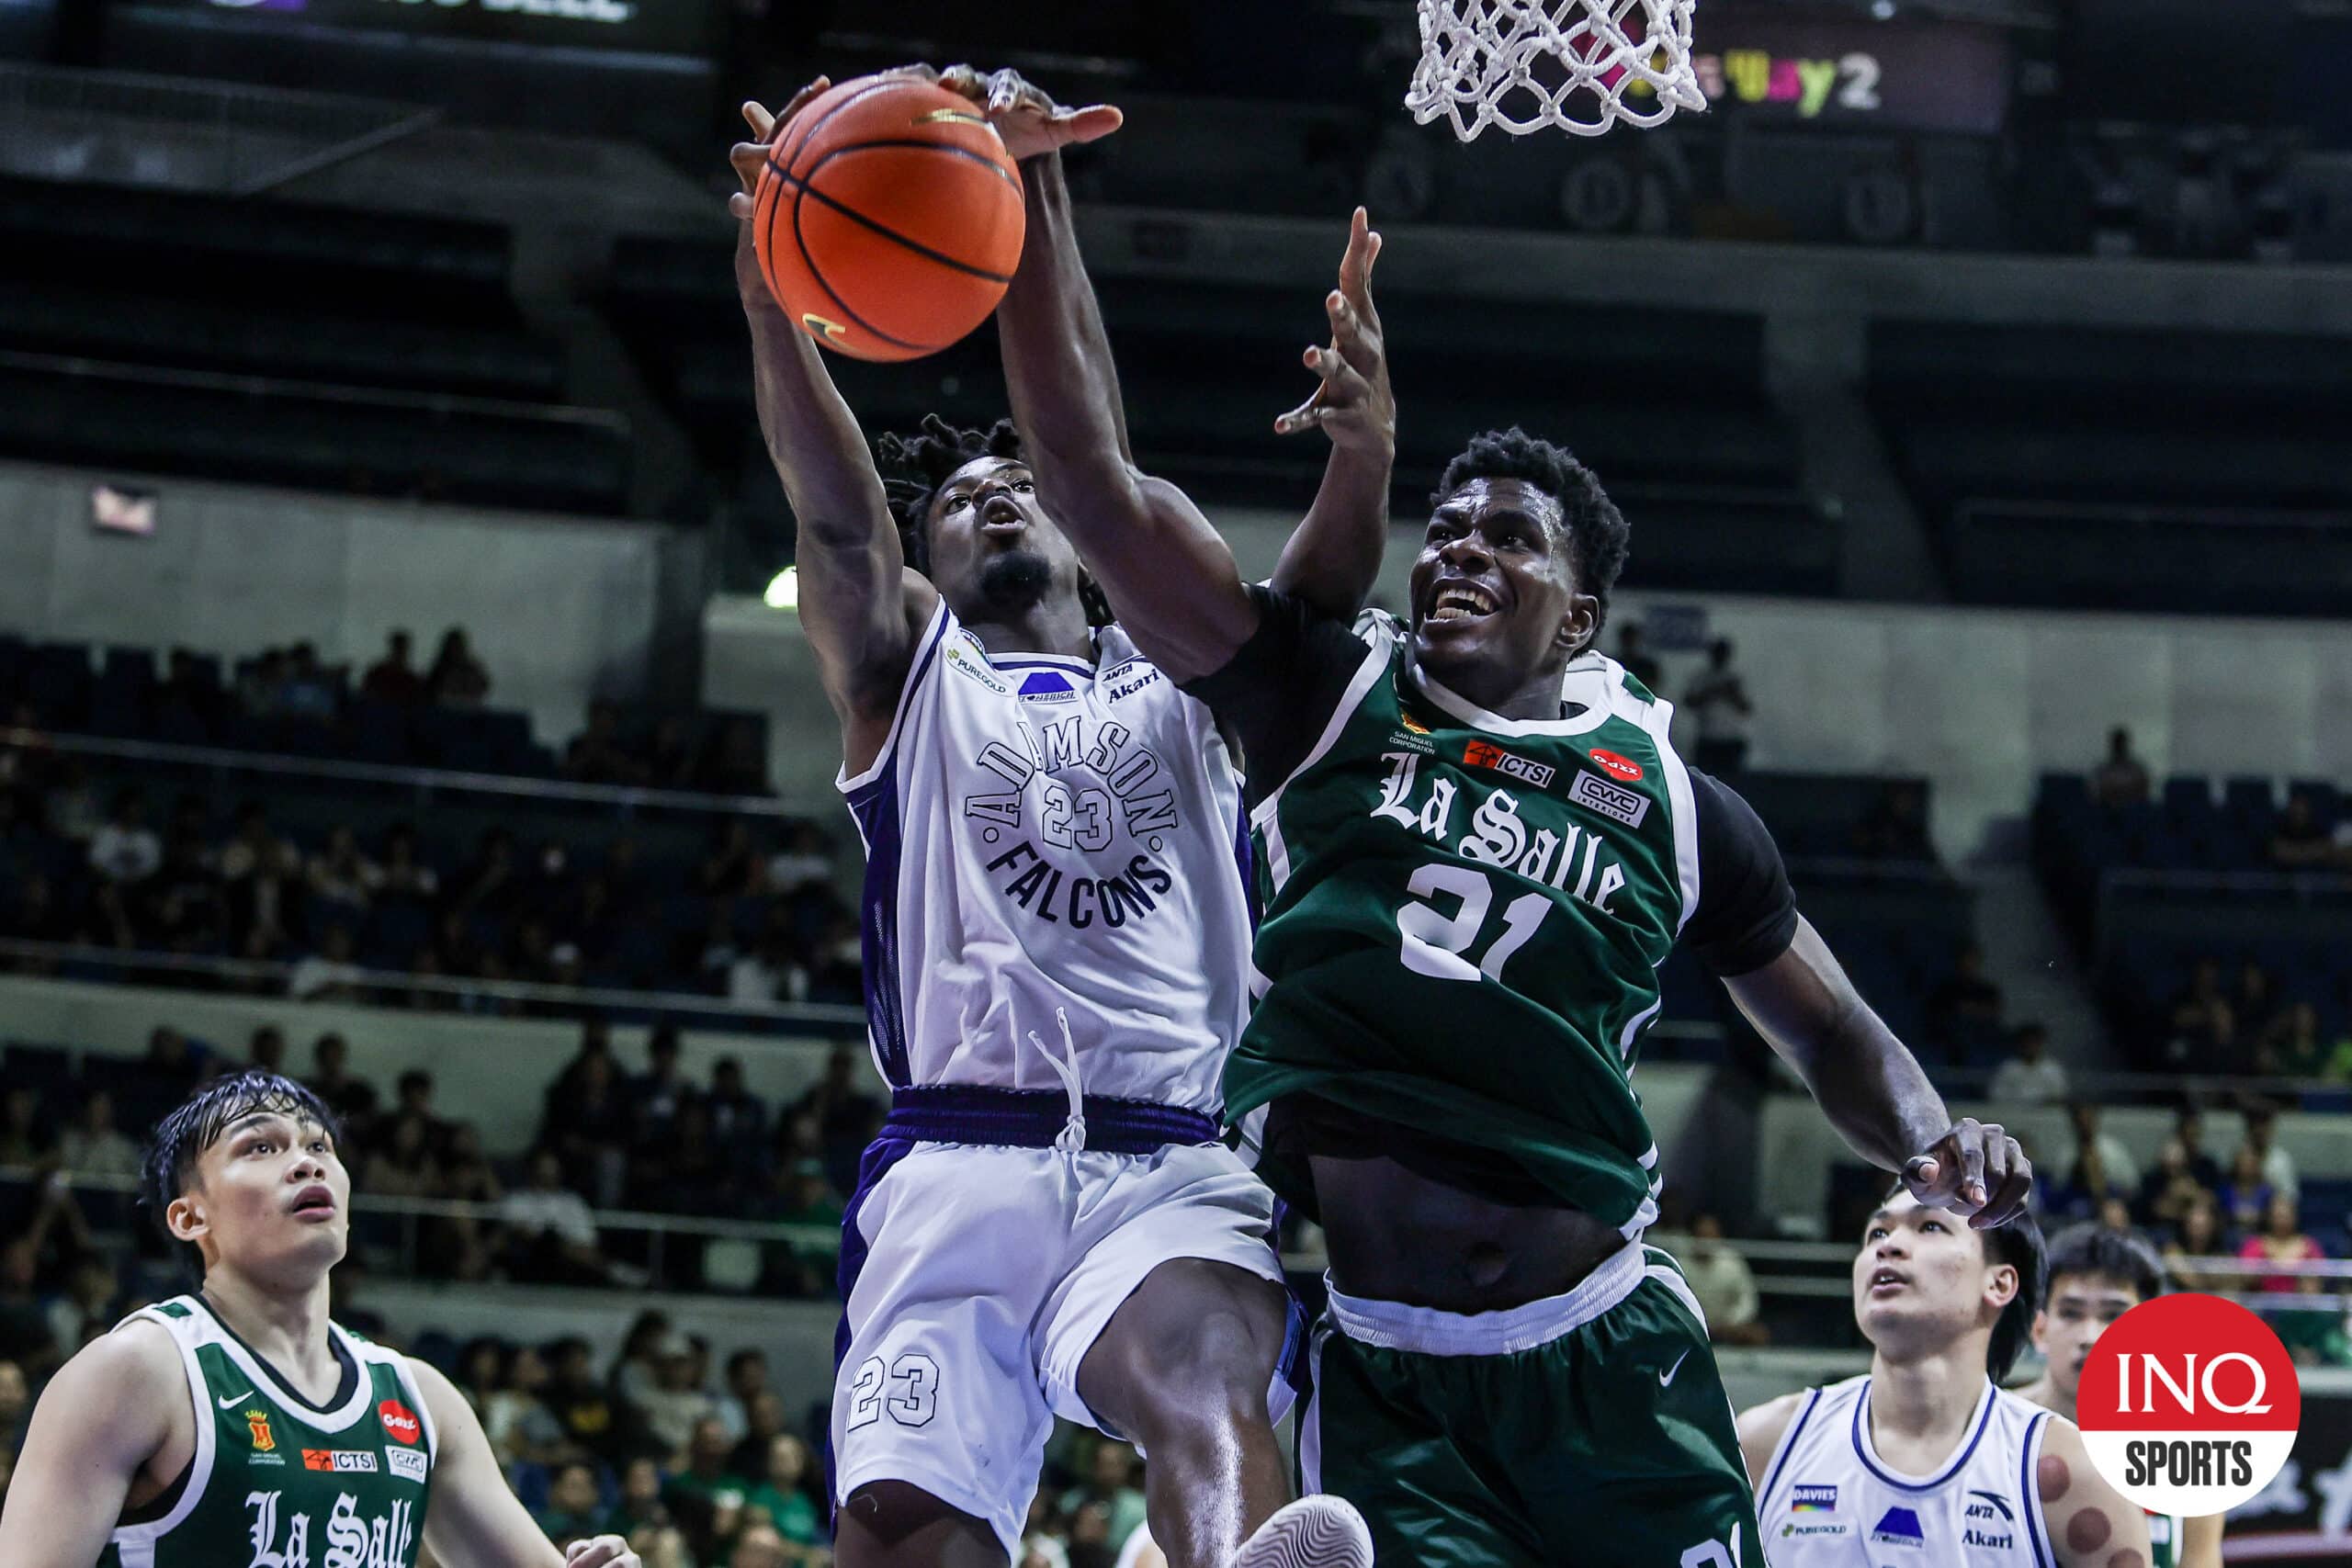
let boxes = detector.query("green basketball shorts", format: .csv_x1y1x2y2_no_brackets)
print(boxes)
1301,1241,1763,1567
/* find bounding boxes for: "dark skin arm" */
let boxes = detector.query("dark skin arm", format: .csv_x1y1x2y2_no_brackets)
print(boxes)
961,67,1395,682
1724,916,2033,1228
727,84,939,778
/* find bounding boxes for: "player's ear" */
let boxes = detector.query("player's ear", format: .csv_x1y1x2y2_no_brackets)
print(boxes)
1555,592,1600,656
1985,1261,2020,1313
167,1188,209,1248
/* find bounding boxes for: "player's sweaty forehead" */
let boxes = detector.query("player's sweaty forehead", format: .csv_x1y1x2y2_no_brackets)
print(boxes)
1428,477,1567,548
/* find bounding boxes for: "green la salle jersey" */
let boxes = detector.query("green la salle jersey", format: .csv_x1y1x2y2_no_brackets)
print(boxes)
99,1296,435,1568
1233,618,1697,1235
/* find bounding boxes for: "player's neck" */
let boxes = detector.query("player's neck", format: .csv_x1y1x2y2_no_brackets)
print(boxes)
1410,649,1568,723
1867,1342,1991,1466
967,599,1095,665
201,1266,338,1398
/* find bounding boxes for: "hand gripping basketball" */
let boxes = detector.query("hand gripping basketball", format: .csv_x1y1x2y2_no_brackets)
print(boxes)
1274,208,1395,459
729,80,831,310
931,63,1124,163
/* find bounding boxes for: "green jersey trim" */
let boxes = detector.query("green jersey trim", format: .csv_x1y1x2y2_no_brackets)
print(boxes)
1405,660,1616,739
108,1306,218,1559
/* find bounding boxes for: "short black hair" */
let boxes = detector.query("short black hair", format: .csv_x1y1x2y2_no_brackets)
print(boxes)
1434,427,1631,655
2043,1223,2166,1303
141,1069,343,1278
876,413,1023,569
1879,1181,2047,1382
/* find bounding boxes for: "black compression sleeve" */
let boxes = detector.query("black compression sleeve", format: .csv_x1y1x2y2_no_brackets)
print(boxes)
1177,584,1374,806
1684,768,1800,977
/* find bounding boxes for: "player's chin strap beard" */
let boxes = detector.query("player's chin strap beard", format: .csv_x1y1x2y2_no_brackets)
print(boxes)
1027,1007,1087,1156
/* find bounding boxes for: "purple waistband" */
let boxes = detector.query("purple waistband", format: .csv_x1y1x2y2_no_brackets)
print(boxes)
885,1085,1221,1156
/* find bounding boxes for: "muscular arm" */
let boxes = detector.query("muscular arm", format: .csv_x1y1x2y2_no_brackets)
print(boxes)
2037,1418,2153,1568
1724,917,2032,1227
1734,1390,1807,1491
994,144,1391,682
414,1359,632,1568
0,1325,178,1568
2179,1512,2222,1568
729,90,936,774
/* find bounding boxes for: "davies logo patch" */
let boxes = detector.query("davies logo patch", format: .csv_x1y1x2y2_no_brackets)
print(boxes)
1464,739,1555,789
379,1399,422,1446
1792,1484,1838,1512
1568,771,1649,829
1589,748,1644,783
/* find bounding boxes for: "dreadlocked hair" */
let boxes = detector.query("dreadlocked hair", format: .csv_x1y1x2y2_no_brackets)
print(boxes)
873,412,1114,628
1435,427,1631,656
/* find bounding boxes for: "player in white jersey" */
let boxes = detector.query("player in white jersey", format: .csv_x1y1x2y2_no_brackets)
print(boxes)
2018,1225,2223,1568
1740,1190,2150,1568
729,69,1391,1568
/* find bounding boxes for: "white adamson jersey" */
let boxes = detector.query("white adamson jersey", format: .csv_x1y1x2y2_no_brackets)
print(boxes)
1756,1374,2059,1567
840,602,1252,1113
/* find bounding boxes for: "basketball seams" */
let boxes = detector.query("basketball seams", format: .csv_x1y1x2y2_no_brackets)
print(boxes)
785,167,928,355
774,76,899,175
809,137,1021,195
767,159,1018,287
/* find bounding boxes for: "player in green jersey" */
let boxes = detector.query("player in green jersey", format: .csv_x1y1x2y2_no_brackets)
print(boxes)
984,106,2033,1553
2018,1224,2223,1568
0,1069,639,1568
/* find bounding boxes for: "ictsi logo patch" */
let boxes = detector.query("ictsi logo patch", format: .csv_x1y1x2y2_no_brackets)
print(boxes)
378,1399,421,1446
1463,739,1555,789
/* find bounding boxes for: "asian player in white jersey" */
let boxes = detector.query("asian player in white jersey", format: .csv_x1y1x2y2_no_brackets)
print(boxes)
1739,1190,2151,1568
728,72,1391,1568
2018,1225,2222,1568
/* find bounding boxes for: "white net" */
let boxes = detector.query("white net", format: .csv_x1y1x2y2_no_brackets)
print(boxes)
1406,0,1706,141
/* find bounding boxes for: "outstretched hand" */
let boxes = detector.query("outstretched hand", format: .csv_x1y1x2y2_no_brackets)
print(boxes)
1902,1117,2032,1230
726,80,831,308
933,62,1123,162
563,1534,639,1568
1275,207,1394,458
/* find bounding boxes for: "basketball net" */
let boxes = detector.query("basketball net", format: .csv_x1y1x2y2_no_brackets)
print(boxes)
1406,0,1705,141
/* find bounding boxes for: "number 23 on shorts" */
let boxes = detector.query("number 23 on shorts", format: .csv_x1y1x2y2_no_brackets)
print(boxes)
846,1352,941,1429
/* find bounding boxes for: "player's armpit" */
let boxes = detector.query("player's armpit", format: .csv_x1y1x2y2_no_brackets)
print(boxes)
0,1324,180,1568
1733,1390,1808,1490
2036,1418,2153,1568
411,1359,571,1568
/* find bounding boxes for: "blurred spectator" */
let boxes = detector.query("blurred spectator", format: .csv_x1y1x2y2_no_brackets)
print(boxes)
707,1059,767,1161
2239,1191,2324,1295
1925,946,2004,1059
666,1417,751,1549
307,826,381,916
0,1356,27,1446
237,648,288,716
247,1025,288,1074
637,1330,721,1459
713,1348,772,1445
1987,1023,2067,1103
57,1089,137,1179
697,718,771,796
143,826,225,953
544,1337,626,1463
796,1045,882,1186
741,1434,824,1552
2232,960,2279,1044
565,700,650,787
2171,1105,2224,1191
614,1455,675,1539
2050,1139,2130,1226
536,1460,616,1541
480,1342,565,1465
765,824,832,895
2264,1002,2348,1079
141,1025,205,1096
2066,1102,2138,1194
499,1151,612,1285
432,1123,503,1280
364,1113,440,1201
87,788,160,886
2219,1145,2274,1235
2135,1139,2211,1234
729,1525,791,1568
219,800,301,959
728,919,808,1007
1614,623,1663,697
389,1070,447,1152
1854,782,1930,863
2268,791,2336,871
1679,1213,1767,1347
726,1391,786,1482
643,1100,733,1215
379,824,439,901
2164,957,2235,1069
1682,639,1752,777
633,1025,699,1143
2239,1103,2300,1201
543,1046,632,1207
2091,727,2150,808
306,1033,379,1126
2096,1195,2135,1234
1061,1440,1148,1557
0,1086,51,1168
289,925,366,1002
613,1311,673,1406
646,716,698,789
0,1232,64,1382
2164,1195,2229,1295
276,644,337,721
698,820,765,898
0,871,74,950
427,627,492,708
360,630,426,707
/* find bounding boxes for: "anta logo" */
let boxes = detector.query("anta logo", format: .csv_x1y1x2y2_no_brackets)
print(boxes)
1964,1491,2014,1522
1463,739,1555,789
1589,748,1644,782
1018,671,1079,704
1962,1491,2014,1550
247,1410,277,1452
1870,1506,1926,1548
303,1450,379,1472
1792,1483,1838,1511
944,639,1012,694
377,1399,421,1446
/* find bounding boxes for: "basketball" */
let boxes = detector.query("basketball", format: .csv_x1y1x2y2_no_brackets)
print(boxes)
753,74,1026,363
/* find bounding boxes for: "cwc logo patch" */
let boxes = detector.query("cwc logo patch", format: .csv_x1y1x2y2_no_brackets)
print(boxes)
1568,771,1649,829
1589,748,1644,782
1463,739,1555,789
388,1445,429,1483
378,1399,422,1446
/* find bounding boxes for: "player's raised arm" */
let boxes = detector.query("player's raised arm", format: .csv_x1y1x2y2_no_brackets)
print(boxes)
966,68,1394,682
728,82,937,772
1723,914,2033,1230
2035,1418,2153,1568
0,1324,180,1568
411,1358,639,1568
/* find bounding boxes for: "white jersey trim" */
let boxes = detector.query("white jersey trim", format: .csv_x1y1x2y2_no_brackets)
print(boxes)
837,595,952,796
1323,1237,1648,1357
1575,651,1700,934
1757,1383,1829,1507
1249,623,1390,831
107,1304,219,1562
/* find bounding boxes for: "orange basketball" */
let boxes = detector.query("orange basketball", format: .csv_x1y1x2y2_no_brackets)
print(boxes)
754,75,1025,363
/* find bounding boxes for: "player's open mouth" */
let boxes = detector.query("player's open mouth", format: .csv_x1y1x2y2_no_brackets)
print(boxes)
1868,1268,1908,1296
1425,581,1500,624
978,497,1025,535
289,1184,337,1221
